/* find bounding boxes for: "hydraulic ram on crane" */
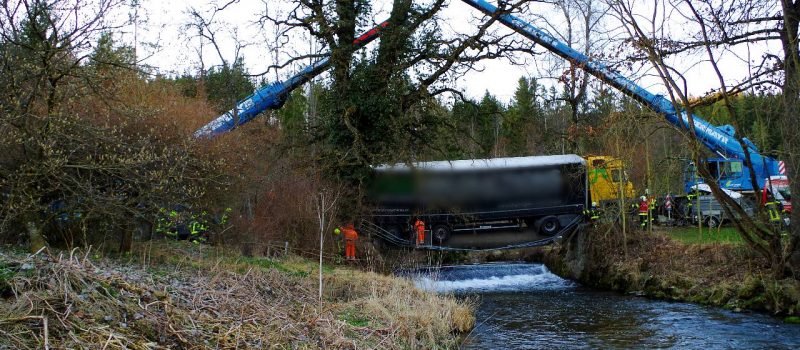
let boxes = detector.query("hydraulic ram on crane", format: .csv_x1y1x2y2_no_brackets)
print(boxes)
194,21,389,138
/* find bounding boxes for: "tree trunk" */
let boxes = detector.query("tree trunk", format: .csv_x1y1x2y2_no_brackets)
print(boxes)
781,0,800,276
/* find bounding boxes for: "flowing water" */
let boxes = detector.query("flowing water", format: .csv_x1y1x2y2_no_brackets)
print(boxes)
406,263,800,349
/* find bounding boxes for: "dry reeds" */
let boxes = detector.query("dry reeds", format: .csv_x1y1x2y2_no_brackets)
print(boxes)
0,244,473,349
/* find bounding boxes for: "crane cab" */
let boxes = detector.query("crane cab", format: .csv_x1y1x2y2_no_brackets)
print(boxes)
683,158,757,193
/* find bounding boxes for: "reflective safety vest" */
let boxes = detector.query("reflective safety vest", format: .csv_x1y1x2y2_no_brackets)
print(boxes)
583,208,601,220
414,220,425,233
686,193,697,208
190,221,206,235
766,201,782,222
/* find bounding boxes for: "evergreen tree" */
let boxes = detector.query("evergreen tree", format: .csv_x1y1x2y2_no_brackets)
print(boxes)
205,58,255,113
506,77,539,156
277,88,309,140
477,91,505,157
91,33,135,69
451,98,481,158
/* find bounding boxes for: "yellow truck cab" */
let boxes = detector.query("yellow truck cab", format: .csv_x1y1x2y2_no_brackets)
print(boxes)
584,155,635,205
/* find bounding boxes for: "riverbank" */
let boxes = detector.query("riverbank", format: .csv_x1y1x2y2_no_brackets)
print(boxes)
0,242,474,349
540,226,800,318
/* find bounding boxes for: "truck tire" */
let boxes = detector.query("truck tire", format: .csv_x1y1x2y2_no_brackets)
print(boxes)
432,224,451,243
538,216,561,236
706,216,721,228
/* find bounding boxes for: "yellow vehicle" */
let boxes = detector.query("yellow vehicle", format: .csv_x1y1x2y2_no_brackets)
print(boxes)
584,155,635,205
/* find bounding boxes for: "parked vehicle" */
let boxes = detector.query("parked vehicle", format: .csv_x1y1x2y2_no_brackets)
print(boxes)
685,184,755,227
763,175,792,213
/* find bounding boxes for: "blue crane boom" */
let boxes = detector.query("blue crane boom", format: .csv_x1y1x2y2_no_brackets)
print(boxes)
461,0,782,191
193,21,389,138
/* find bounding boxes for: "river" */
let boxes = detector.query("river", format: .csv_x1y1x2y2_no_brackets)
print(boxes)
408,263,800,349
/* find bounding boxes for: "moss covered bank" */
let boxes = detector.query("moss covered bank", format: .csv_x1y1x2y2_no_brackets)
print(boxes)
540,226,800,318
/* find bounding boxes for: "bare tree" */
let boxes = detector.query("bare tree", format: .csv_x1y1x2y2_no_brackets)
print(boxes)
608,0,800,277
0,0,223,252
535,0,612,153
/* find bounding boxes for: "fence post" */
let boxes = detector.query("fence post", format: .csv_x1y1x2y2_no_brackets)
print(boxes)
284,241,289,256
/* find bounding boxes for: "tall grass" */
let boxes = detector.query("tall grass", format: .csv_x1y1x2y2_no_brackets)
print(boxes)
0,243,474,349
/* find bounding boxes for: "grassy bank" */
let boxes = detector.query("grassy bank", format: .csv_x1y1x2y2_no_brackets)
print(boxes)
542,226,800,318
0,242,474,349
663,226,744,245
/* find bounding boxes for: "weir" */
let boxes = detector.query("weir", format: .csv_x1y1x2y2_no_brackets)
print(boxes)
405,263,574,293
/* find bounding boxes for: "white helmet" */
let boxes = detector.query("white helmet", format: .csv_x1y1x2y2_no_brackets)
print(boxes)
640,196,647,201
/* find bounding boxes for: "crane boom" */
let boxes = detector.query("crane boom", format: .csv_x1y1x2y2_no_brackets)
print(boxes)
194,21,389,138
460,0,781,190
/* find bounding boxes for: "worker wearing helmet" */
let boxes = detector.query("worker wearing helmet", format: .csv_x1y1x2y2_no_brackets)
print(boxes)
414,218,426,246
638,196,649,229
590,202,601,221
341,222,358,261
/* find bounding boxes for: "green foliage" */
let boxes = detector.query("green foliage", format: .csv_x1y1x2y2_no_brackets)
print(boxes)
476,92,505,157
277,88,309,140
205,58,255,113
91,32,135,68
236,256,310,277
340,309,371,327
667,227,744,245
314,62,423,195
506,77,542,156
450,98,481,158
785,316,800,324
694,94,783,157
170,74,200,98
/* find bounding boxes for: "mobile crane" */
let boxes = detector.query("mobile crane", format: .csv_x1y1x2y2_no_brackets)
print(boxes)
195,0,785,195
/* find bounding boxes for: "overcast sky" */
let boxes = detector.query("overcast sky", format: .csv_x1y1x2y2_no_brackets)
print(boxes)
116,0,779,104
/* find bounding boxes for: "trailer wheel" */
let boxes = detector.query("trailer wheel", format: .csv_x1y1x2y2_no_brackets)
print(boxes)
538,216,561,236
706,216,721,228
432,224,451,243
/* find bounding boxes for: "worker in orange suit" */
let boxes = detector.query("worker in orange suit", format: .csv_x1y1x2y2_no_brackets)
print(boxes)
341,222,358,261
414,218,426,246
